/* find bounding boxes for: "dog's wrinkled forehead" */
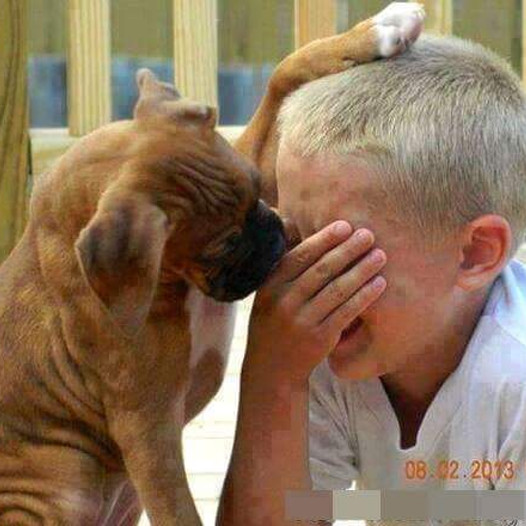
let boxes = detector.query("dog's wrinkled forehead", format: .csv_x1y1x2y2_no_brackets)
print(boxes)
129,69,261,219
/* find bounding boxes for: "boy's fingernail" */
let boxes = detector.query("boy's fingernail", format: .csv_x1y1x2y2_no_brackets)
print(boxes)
371,249,385,263
356,229,372,242
333,221,352,236
372,276,386,289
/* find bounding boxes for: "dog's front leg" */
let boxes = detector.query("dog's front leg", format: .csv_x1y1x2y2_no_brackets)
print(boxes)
108,405,201,526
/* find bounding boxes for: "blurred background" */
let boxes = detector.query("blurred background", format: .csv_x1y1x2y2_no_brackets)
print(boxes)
27,0,522,127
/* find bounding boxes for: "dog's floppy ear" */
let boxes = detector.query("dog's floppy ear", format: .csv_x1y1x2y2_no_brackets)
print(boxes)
136,68,182,102
134,68,217,128
75,191,171,339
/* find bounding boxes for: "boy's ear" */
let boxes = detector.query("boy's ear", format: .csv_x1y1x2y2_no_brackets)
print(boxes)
457,214,512,291
75,192,171,339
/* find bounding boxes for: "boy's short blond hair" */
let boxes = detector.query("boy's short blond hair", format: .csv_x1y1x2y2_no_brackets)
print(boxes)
277,35,526,257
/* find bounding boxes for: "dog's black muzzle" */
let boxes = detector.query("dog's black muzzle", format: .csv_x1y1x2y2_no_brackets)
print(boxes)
207,200,286,302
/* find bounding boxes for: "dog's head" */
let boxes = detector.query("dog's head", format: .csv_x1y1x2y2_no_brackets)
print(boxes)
74,69,288,337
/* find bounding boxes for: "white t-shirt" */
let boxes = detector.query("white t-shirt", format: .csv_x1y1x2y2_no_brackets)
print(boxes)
308,258,526,526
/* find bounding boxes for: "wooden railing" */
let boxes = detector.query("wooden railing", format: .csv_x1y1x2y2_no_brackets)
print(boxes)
0,0,29,261
30,0,347,177
0,0,520,261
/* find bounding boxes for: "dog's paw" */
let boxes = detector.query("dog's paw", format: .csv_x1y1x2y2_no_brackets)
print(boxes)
373,2,426,57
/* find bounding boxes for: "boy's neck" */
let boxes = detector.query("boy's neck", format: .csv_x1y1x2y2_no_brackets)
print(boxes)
379,284,492,416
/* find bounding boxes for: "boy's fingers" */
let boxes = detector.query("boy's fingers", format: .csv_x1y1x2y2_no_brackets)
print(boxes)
267,221,354,286
306,247,386,317
322,275,387,336
295,229,375,303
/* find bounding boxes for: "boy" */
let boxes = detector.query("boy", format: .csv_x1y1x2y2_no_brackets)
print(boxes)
217,33,526,526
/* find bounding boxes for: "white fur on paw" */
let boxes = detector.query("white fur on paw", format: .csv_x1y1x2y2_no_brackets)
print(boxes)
373,2,426,58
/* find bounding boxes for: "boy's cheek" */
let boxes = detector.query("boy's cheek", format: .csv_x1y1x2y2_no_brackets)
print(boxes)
361,277,426,332
368,274,415,313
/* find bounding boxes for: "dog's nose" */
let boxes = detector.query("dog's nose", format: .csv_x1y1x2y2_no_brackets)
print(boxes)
208,200,286,301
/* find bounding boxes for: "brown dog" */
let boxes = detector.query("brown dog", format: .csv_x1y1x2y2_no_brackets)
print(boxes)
0,4,424,525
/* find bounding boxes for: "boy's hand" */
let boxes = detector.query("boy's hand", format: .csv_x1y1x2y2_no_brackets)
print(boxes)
244,220,387,384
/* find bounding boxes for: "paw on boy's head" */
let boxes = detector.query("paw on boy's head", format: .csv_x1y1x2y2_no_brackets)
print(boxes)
276,35,526,379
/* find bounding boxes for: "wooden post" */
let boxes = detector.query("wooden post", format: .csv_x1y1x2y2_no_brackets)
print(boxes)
173,0,218,107
0,0,29,262
523,0,526,84
67,0,111,136
419,0,453,35
294,0,337,49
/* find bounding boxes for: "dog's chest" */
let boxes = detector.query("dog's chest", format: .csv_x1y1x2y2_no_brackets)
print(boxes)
183,285,237,422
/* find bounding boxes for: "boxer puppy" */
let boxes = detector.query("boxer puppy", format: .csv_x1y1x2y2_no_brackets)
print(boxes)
0,3,424,524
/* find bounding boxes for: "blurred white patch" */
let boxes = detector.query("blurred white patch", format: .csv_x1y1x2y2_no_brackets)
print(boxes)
373,2,426,57
184,284,237,370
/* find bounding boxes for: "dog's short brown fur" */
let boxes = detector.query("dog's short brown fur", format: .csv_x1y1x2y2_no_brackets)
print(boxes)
0,13,412,525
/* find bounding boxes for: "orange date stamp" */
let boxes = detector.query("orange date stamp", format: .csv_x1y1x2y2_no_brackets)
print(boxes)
404,460,517,481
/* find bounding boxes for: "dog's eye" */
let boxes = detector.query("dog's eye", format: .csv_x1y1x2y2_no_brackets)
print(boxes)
225,232,242,250
198,227,243,263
